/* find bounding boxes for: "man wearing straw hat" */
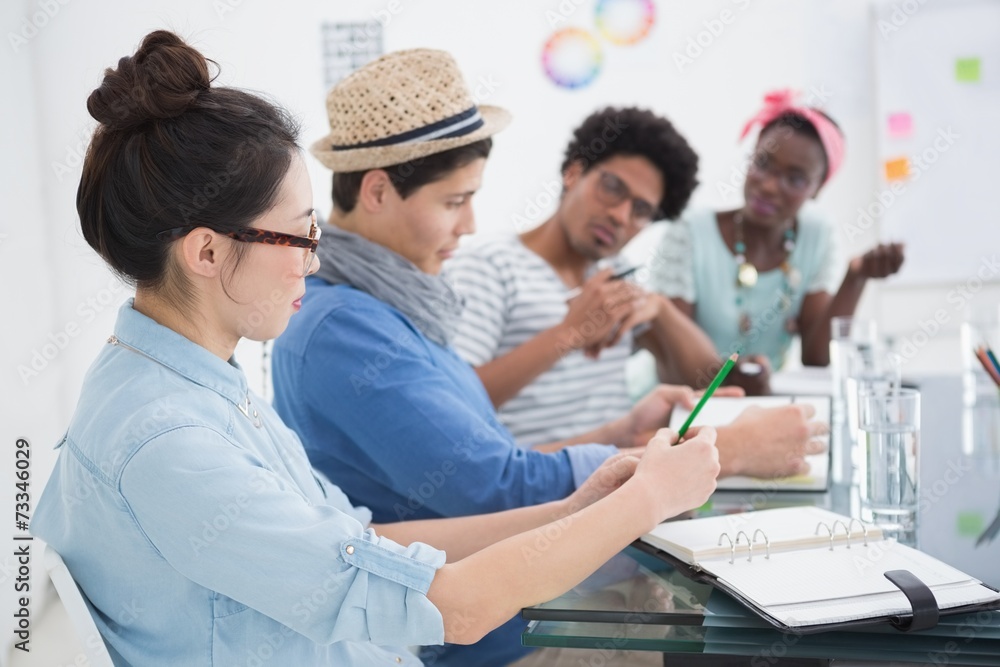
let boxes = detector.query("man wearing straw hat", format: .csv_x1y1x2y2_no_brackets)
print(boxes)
272,49,821,666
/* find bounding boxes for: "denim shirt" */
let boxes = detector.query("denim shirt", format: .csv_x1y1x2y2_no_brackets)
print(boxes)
32,300,445,666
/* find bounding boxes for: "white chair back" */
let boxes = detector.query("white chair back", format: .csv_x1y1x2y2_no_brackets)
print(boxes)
42,545,114,667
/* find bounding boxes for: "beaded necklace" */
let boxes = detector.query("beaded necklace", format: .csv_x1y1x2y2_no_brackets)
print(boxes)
732,211,801,337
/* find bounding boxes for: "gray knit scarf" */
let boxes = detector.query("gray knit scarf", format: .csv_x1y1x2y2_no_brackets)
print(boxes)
313,223,463,347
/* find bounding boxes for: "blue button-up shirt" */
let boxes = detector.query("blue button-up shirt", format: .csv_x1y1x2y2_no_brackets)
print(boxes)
272,280,618,666
32,300,445,666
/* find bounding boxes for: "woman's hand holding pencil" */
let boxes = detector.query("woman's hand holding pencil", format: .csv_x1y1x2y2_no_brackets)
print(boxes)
631,426,720,523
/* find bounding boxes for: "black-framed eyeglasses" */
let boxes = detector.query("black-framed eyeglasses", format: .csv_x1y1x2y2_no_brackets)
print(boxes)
747,152,818,195
593,170,661,226
156,212,321,275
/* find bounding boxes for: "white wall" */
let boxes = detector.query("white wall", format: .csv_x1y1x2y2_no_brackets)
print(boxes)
2,0,995,660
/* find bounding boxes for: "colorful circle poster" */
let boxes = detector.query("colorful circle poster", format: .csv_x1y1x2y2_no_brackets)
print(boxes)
542,27,603,90
595,0,655,46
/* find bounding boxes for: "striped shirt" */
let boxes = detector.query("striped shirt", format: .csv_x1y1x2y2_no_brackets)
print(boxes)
445,236,633,448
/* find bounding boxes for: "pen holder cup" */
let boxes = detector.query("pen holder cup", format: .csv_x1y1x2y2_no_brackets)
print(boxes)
960,320,1000,465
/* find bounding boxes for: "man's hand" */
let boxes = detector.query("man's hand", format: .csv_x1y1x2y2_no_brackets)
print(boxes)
623,385,696,447
567,450,643,512
724,354,773,396
559,269,638,353
583,284,663,359
716,403,828,478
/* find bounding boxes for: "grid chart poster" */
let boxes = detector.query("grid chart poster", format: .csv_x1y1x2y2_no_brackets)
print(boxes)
321,22,384,90
872,0,1000,286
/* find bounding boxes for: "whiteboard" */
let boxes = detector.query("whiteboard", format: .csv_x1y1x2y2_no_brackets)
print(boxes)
872,0,1000,285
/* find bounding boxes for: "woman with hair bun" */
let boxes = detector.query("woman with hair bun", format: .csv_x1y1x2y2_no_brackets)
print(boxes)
32,30,721,666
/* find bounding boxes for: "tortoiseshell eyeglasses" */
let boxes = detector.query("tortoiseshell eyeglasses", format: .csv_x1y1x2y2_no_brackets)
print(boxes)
157,212,321,276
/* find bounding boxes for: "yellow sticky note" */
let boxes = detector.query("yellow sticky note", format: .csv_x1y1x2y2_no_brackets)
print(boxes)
884,157,910,182
956,57,981,83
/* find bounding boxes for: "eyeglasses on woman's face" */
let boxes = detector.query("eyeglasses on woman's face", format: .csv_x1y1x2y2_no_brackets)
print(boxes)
747,151,819,195
157,211,321,276
593,170,661,226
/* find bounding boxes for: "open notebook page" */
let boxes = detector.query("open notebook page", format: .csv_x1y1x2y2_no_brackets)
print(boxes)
669,396,830,491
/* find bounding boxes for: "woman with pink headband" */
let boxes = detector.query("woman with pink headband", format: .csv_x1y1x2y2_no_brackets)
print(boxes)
650,89,904,385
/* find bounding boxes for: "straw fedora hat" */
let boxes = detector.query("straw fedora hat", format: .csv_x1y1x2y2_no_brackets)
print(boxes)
310,49,511,172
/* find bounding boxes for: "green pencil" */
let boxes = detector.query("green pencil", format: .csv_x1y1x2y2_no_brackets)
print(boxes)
677,352,739,439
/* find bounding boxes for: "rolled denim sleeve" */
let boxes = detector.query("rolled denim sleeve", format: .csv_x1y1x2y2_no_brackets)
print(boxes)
118,426,445,647
564,443,619,488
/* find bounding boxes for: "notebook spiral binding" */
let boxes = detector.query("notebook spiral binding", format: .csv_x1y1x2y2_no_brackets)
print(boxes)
717,528,770,564
716,519,871,564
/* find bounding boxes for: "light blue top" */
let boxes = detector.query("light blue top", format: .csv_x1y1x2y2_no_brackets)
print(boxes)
32,300,445,667
650,208,841,369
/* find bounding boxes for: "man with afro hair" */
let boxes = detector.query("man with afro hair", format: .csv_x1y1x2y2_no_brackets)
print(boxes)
447,107,733,447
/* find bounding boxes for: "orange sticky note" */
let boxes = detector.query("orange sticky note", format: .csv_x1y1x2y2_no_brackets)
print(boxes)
884,157,910,182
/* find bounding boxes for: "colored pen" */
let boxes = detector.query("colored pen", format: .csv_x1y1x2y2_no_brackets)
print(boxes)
565,266,639,301
985,347,1000,379
975,347,1000,387
677,352,739,439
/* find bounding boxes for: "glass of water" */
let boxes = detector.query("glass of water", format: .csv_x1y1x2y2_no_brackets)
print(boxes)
845,345,902,483
858,388,920,542
830,317,878,484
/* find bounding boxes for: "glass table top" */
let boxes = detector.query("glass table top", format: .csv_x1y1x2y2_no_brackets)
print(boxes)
523,374,1000,663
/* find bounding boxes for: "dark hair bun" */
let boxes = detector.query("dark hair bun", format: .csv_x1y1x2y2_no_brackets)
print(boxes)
87,30,212,130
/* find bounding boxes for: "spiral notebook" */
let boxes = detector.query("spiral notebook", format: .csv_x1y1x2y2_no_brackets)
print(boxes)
669,395,830,491
640,507,1000,633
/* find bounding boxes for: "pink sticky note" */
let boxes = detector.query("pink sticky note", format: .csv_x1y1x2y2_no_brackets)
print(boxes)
887,112,913,139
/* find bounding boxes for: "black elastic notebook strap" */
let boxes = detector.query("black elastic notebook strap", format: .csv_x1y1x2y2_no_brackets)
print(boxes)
884,569,940,631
